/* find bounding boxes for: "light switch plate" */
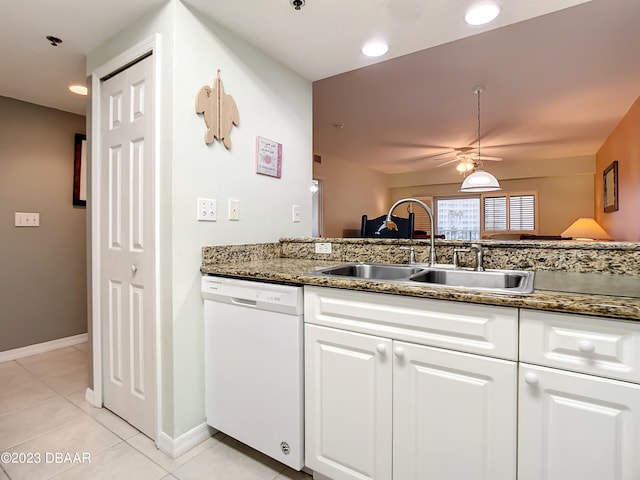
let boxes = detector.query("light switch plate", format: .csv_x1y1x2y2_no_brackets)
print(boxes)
292,205,301,222
228,199,240,221
15,212,40,227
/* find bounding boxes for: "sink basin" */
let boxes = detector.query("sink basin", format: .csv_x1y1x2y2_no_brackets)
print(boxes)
312,262,535,294
315,263,424,281
410,268,535,294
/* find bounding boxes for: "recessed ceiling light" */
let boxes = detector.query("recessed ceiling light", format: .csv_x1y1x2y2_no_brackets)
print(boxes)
465,3,501,26
69,85,88,96
361,41,389,57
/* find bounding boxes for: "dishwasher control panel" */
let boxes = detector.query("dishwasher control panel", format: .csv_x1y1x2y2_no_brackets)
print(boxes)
202,276,303,315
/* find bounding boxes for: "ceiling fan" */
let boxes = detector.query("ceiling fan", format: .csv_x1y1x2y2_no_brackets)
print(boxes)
390,86,502,171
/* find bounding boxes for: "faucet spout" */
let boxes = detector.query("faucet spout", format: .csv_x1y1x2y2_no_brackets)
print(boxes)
386,198,437,266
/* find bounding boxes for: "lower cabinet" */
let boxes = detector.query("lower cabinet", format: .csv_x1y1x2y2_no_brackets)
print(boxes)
518,309,640,480
304,324,392,480
305,323,517,480
518,364,640,480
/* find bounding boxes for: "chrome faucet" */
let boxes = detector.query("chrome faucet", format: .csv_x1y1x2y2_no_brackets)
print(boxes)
453,243,484,271
386,198,436,266
399,246,416,264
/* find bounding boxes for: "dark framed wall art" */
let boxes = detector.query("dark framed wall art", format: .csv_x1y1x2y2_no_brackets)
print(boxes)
73,133,87,207
603,160,619,213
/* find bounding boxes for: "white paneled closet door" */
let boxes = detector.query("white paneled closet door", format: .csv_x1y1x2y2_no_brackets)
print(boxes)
100,54,156,438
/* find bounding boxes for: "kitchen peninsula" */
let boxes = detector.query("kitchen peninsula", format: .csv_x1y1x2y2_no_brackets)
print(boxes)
201,237,640,320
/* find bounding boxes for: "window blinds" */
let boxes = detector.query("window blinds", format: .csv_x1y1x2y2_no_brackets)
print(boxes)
483,193,535,232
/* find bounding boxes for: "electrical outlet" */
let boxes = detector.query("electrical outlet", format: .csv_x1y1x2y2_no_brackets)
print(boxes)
197,198,217,221
15,212,40,227
315,242,332,254
292,205,301,222
228,199,240,221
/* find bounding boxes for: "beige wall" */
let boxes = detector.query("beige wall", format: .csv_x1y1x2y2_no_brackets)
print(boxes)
0,96,87,351
313,151,390,237
595,96,640,241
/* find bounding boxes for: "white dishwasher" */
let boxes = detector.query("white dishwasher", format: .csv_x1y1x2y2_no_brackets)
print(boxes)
202,275,304,470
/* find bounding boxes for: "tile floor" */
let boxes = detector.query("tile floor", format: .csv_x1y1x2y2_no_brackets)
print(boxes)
0,343,312,480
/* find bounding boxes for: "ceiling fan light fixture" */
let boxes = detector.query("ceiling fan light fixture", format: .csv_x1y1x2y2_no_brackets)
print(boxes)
465,2,501,26
361,41,389,57
456,160,474,173
459,169,501,192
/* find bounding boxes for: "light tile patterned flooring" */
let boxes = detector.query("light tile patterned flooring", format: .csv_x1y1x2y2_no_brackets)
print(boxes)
0,343,312,480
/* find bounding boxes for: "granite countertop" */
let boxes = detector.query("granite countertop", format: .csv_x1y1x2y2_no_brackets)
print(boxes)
200,258,640,321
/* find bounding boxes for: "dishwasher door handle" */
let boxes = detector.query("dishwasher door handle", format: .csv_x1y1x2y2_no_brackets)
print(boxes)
231,297,258,307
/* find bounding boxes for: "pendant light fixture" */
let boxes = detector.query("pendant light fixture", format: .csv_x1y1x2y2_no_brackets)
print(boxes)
460,86,501,192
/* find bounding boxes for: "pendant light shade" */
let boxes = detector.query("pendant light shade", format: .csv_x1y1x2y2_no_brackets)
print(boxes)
460,86,501,192
459,169,501,192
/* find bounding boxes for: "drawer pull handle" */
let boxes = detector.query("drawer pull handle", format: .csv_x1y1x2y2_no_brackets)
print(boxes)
578,340,595,353
524,372,539,386
376,343,387,355
394,347,405,359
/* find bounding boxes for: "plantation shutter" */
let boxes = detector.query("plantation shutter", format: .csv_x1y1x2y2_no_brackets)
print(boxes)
408,196,433,234
509,195,535,231
483,196,507,231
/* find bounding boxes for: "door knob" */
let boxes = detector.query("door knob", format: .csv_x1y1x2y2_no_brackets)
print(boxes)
131,265,138,274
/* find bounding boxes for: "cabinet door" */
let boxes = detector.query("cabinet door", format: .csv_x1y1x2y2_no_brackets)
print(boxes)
305,324,392,480
393,341,517,480
519,363,640,480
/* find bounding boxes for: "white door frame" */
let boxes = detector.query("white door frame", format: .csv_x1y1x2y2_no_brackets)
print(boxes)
86,34,162,441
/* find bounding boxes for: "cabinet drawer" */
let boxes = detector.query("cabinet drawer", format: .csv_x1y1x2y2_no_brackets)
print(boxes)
304,286,518,360
520,309,640,383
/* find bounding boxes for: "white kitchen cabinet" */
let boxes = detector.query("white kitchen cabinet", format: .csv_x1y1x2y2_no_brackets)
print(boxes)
393,341,516,480
520,309,640,383
519,310,640,480
304,286,518,480
518,363,640,480
305,324,392,480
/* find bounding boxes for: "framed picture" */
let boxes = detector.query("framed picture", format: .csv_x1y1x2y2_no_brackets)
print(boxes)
73,133,87,207
603,160,618,213
256,136,282,178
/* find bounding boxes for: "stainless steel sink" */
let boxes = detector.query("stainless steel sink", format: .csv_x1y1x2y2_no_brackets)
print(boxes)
409,268,535,294
315,263,424,280
312,262,535,294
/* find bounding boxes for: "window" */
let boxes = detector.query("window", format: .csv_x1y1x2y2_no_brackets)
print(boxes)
406,192,537,240
435,196,481,240
482,192,537,236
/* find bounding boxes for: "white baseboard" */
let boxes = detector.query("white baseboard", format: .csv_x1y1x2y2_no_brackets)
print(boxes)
157,422,215,459
0,333,88,363
84,388,102,408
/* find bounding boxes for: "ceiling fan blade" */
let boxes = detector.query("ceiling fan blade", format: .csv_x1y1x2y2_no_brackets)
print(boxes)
459,152,502,161
379,140,454,150
398,151,458,164
437,158,463,167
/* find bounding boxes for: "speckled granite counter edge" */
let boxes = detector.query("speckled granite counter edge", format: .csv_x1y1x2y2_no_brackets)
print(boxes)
200,258,640,321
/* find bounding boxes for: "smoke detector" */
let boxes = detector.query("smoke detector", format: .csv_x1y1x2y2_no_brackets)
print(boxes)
46,35,63,47
290,0,305,10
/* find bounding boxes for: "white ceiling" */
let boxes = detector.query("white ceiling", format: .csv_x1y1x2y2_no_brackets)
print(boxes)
3,0,639,174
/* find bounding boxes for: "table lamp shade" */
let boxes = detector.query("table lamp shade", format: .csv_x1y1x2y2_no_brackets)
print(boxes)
561,218,612,241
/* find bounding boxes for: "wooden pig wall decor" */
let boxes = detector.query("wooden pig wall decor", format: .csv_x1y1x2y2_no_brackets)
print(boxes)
195,70,239,149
